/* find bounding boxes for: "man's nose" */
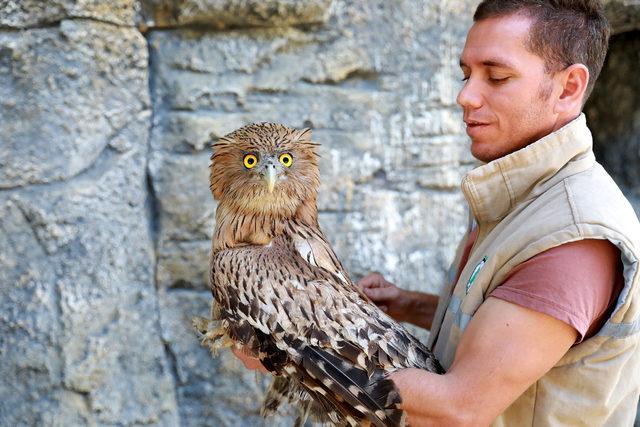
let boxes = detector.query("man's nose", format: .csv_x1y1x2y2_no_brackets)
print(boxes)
456,78,482,110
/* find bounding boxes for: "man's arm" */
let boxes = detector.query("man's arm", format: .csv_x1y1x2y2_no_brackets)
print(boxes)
390,297,578,426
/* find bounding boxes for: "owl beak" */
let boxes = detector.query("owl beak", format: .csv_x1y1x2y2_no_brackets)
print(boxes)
263,164,277,193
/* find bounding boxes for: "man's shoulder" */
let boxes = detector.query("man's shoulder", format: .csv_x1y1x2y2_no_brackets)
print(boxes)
563,163,640,232
493,162,640,258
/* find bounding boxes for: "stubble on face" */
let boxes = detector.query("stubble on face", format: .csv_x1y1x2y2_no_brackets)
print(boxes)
500,75,556,153
469,79,555,163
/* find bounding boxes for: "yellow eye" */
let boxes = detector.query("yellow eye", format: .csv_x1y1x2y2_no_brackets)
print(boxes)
243,154,258,169
279,153,293,167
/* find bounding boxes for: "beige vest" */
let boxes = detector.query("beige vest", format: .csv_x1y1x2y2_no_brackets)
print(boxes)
428,114,640,426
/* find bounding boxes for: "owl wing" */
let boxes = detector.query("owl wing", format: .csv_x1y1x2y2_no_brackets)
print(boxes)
210,232,442,426
285,219,374,303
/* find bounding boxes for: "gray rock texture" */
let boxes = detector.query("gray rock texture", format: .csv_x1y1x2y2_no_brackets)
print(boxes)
0,20,148,188
0,15,179,426
604,0,640,33
0,0,137,28
139,0,333,29
1,0,640,425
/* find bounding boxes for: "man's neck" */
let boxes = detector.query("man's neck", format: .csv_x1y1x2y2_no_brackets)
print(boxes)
550,112,582,135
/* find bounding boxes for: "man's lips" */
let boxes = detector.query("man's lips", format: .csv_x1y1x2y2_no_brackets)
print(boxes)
464,119,490,126
464,119,491,138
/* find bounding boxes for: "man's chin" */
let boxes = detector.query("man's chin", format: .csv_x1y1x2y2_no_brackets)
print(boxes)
471,142,502,163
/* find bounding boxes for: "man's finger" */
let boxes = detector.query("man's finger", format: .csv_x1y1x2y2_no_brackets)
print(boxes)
357,273,385,289
363,286,397,301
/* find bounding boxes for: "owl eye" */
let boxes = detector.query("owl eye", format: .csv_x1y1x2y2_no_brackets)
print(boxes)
279,153,293,167
243,154,258,169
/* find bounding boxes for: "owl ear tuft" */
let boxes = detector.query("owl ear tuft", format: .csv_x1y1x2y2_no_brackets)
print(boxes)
296,128,312,142
294,128,321,151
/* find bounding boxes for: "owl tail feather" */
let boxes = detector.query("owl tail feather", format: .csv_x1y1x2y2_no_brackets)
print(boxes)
299,345,406,427
262,375,345,426
261,376,290,416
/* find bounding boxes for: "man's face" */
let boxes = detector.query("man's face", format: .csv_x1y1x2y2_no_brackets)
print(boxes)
458,14,562,162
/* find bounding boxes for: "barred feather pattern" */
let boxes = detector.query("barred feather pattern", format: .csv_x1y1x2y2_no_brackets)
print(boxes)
199,122,444,427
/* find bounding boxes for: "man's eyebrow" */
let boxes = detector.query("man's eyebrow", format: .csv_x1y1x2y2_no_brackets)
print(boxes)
459,58,516,69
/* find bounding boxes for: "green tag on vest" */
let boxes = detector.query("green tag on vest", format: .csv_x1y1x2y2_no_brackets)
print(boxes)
466,256,488,294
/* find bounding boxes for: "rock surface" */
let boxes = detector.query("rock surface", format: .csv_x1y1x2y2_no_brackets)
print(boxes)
0,20,148,188
0,102,178,425
604,0,640,33
585,30,640,214
139,0,334,29
2,0,640,425
0,15,178,427
0,0,137,28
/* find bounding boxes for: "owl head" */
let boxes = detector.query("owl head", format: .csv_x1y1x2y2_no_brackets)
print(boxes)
210,122,320,219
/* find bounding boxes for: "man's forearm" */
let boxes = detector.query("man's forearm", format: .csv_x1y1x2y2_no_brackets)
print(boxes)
391,298,581,427
391,368,471,427
403,291,439,330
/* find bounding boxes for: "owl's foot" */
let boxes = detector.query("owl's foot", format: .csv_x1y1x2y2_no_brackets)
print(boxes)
191,316,231,354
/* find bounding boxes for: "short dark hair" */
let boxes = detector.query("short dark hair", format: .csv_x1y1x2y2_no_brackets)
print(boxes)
473,0,610,102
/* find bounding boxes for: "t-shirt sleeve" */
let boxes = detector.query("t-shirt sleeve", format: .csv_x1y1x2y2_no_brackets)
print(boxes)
489,239,623,343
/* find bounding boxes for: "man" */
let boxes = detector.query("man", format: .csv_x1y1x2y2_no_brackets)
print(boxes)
236,1,640,425
359,0,640,425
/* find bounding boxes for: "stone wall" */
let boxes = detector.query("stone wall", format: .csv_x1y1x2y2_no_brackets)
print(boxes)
585,30,640,213
1,1,638,426
147,1,476,424
0,3,178,425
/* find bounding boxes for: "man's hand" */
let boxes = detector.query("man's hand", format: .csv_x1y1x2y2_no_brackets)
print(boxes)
231,346,268,373
357,272,439,329
358,272,407,316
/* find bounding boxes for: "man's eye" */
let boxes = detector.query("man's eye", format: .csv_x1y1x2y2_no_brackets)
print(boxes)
488,77,509,84
461,76,469,82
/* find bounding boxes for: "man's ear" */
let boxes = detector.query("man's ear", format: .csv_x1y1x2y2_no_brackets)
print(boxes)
554,64,589,114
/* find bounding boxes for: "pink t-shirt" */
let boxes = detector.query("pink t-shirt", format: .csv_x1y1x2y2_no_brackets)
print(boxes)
456,229,623,343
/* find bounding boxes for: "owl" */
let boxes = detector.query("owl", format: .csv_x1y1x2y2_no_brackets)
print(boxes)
195,122,443,427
